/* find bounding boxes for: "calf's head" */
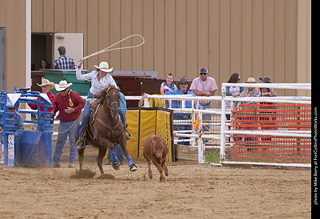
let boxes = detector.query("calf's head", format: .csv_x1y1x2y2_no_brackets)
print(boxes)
152,138,166,159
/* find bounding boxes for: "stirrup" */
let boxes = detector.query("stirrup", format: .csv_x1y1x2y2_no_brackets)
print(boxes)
76,138,86,150
125,130,132,140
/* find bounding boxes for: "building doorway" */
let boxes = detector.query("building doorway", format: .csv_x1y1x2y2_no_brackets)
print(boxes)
31,32,83,71
31,33,53,71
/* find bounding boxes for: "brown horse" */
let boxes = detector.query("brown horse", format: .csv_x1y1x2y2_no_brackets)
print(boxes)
77,85,137,175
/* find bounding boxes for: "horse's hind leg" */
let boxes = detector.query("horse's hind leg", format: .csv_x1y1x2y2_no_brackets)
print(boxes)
97,148,107,175
78,148,85,171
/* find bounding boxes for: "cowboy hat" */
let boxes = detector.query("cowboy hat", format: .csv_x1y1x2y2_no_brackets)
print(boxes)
245,77,256,83
55,80,73,91
258,77,271,83
93,61,113,73
37,79,55,89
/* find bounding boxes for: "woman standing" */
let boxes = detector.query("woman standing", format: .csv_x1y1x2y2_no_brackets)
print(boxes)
75,59,136,170
225,73,244,120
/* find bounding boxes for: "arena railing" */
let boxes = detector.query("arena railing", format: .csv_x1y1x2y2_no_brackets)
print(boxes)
220,83,311,168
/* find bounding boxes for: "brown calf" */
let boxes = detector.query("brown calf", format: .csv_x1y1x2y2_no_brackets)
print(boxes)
143,135,169,182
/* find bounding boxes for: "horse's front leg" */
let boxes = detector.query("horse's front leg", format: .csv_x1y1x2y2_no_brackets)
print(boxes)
98,136,120,170
97,148,107,175
78,148,85,171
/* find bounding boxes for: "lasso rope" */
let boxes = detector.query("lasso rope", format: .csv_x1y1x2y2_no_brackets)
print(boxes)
82,34,145,60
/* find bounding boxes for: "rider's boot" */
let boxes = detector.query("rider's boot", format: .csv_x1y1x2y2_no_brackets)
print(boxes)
76,137,86,150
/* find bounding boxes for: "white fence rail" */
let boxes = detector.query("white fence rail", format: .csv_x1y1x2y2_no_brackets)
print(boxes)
23,83,311,168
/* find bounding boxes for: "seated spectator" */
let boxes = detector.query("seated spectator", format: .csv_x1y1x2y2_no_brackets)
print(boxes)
160,73,177,95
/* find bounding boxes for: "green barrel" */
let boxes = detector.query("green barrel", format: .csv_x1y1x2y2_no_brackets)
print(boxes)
43,69,91,96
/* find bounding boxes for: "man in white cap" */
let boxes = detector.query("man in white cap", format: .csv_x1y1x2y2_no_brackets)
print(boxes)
51,80,85,168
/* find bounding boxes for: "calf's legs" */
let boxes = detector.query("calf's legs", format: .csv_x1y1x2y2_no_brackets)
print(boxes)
151,158,166,182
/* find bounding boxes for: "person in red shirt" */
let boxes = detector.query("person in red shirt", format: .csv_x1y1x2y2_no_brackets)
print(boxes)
52,80,85,168
28,79,56,131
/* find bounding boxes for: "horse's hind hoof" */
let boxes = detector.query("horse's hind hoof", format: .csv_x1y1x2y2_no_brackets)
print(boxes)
112,162,121,170
129,163,137,172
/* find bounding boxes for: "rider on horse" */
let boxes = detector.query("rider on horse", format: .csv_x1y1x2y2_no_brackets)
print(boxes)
75,59,135,168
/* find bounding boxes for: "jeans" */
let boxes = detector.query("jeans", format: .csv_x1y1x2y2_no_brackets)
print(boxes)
53,120,78,164
76,92,126,138
76,92,95,138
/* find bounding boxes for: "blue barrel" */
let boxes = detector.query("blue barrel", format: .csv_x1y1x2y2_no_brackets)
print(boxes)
19,131,52,167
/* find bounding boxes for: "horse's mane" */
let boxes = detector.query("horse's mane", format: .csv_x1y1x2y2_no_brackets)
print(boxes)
92,85,118,108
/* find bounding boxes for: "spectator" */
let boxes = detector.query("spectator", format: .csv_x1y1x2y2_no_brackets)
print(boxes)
258,77,276,143
225,73,244,143
28,79,55,131
107,80,126,164
53,46,76,70
52,80,85,168
165,78,203,145
258,77,277,97
190,67,218,107
190,67,218,134
0,105,24,165
225,73,244,120
39,59,48,71
240,77,261,103
160,73,177,95
239,77,261,150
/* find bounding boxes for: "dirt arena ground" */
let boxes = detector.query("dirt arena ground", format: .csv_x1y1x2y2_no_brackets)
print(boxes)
0,147,311,219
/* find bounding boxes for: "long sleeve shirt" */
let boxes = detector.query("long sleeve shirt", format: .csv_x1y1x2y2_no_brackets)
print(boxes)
53,55,76,70
28,91,55,112
6,112,24,137
76,68,117,96
164,89,203,109
53,90,85,122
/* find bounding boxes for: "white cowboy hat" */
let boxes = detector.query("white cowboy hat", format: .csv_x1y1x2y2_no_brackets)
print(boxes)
37,79,55,89
55,80,73,91
93,61,113,73
245,77,256,83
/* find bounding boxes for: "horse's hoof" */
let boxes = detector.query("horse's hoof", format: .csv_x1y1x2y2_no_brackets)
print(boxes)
129,163,138,172
112,162,121,170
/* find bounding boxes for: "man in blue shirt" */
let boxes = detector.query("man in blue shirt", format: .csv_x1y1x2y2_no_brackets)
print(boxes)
53,46,76,70
0,106,24,165
164,78,202,145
